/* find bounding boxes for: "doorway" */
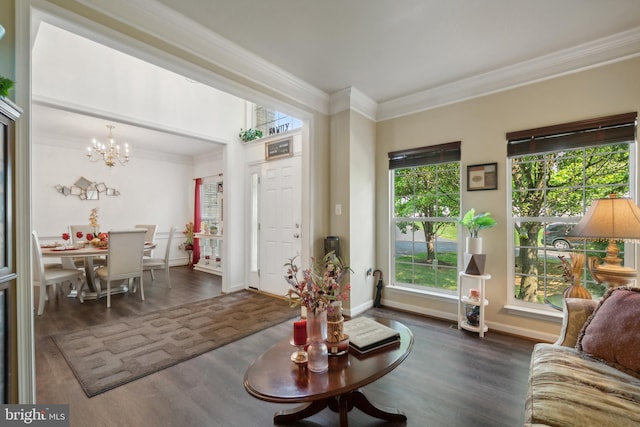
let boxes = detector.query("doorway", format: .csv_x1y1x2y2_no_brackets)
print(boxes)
248,155,302,296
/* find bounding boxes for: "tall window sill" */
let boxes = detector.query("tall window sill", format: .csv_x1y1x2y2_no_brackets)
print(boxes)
504,304,563,322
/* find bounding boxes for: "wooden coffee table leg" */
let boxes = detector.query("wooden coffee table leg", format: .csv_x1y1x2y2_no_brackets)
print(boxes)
351,389,407,422
273,399,328,424
338,394,351,427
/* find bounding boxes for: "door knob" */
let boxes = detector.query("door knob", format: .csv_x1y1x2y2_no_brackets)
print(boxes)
293,233,300,238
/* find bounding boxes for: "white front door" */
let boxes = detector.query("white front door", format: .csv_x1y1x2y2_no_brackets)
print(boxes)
248,156,301,296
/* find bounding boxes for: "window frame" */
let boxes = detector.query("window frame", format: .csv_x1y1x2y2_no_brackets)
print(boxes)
388,142,462,295
200,176,222,231
506,113,638,312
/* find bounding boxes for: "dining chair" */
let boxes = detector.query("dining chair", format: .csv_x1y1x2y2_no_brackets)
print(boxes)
135,224,157,257
32,231,86,315
69,225,95,244
94,229,146,308
69,224,106,268
143,226,175,288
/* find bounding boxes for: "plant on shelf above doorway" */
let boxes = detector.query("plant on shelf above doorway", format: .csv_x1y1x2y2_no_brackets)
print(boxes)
238,128,263,142
0,77,14,98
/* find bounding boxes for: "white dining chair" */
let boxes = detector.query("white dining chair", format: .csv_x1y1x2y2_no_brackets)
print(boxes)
69,224,106,268
143,226,175,288
32,231,86,315
69,225,95,244
135,224,157,256
94,229,146,308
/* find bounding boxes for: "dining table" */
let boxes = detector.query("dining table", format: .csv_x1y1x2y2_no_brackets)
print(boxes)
41,242,156,300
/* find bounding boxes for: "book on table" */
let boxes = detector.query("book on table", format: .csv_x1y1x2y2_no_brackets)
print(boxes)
343,317,400,354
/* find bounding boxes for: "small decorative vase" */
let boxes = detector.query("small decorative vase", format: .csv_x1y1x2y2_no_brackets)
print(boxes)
306,310,329,372
326,301,349,356
563,274,591,299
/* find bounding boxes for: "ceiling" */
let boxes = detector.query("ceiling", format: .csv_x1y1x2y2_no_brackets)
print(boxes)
155,0,640,103
32,0,640,156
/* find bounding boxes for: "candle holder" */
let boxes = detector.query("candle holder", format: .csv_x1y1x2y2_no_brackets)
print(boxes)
290,338,308,364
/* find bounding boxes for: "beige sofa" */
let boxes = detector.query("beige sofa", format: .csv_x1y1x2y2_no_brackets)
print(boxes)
525,295,640,427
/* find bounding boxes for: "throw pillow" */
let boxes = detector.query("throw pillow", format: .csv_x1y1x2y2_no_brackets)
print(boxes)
576,286,640,378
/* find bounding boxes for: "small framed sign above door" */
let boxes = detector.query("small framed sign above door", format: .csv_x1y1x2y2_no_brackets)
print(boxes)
265,138,293,161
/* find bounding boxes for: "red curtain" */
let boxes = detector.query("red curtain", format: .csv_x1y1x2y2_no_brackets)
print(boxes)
193,178,202,266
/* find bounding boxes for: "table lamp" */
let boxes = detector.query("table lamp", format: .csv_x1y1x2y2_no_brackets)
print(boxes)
567,194,640,287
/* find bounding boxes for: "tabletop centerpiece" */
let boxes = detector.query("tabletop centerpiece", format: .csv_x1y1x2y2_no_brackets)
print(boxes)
285,252,351,371
88,208,108,247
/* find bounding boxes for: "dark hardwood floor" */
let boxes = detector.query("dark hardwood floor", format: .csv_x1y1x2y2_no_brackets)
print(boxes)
35,266,537,427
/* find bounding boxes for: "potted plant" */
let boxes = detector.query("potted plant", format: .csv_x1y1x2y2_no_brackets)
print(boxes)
0,77,14,98
238,128,263,142
459,208,496,254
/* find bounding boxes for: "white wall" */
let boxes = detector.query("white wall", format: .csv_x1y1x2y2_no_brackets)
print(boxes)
349,111,376,315
32,22,244,143
32,141,206,265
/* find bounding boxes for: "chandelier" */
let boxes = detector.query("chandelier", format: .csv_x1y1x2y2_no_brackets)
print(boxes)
87,125,130,167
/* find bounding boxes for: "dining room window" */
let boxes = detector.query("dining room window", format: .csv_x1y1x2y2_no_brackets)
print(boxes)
201,178,222,233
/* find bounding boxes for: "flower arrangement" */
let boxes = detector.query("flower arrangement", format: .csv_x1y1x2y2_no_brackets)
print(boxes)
285,252,351,315
89,208,100,233
182,222,195,250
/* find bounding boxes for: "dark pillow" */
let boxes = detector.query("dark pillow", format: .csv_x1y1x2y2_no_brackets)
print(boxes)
576,286,640,377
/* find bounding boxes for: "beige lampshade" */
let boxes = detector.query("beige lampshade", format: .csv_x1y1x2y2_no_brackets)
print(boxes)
568,195,640,241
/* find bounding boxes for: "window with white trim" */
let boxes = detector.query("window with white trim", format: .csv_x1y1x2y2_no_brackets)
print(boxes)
201,178,222,232
389,142,461,294
507,112,637,308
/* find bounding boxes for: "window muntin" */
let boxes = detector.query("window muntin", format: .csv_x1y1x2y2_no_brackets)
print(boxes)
391,161,460,293
510,142,632,308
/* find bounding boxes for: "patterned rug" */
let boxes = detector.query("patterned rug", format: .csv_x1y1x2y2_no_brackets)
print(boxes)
52,290,298,397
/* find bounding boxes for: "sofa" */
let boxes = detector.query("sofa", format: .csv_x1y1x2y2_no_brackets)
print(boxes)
525,288,640,426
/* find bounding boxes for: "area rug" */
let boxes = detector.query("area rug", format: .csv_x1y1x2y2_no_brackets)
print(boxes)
52,290,298,397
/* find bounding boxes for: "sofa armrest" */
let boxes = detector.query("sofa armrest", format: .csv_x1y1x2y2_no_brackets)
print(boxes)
554,298,597,347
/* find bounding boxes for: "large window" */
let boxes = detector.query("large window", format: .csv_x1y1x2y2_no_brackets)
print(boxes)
390,142,461,294
508,113,637,308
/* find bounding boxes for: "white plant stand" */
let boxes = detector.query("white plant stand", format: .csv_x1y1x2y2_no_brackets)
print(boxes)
194,233,223,276
457,271,490,337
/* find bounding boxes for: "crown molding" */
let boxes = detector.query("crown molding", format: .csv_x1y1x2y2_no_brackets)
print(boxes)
329,87,378,121
377,26,640,121
53,1,640,122
75,0,330,114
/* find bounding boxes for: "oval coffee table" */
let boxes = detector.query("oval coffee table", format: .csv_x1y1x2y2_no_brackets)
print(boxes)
244,318,413,426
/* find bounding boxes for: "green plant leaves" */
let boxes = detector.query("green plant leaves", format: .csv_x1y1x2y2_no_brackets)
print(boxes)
0,77,14,98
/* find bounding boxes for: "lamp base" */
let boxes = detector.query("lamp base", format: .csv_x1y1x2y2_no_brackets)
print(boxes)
588,256,636,287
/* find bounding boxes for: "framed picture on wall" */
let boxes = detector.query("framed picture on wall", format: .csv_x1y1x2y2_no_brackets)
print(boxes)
265,138,293,161
467,163,497,191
